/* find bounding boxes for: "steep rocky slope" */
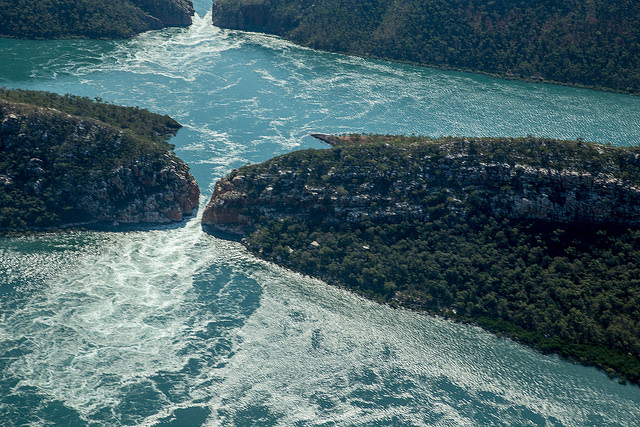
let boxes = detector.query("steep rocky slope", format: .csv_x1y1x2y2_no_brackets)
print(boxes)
0,90,199,230
0,0,194,39
131,0,194,27
203,135,640,235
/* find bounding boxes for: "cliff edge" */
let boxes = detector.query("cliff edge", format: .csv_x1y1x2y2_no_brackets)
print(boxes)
0,89,199,230
203,135,640,235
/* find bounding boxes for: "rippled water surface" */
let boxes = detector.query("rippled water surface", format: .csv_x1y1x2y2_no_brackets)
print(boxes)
2,2,640,425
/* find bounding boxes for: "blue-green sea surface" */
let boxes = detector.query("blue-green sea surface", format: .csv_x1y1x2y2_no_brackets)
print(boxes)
1,2,640,425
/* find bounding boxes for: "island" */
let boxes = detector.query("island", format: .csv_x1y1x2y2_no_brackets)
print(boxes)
0,0,194,39
212,0,640,94
0,88,199,230
203,134,640,383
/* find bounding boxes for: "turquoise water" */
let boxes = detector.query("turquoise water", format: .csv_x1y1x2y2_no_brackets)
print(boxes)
2,3,640,425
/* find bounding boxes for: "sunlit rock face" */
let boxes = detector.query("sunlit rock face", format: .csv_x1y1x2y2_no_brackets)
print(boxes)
0,97,199,229
202,135,640,236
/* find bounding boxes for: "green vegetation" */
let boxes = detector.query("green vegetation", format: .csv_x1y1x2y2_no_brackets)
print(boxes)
0,89,182,229
220,135,640,383
250,216,640,383
0,88,181,146
213,0,640,93
0,0,193,39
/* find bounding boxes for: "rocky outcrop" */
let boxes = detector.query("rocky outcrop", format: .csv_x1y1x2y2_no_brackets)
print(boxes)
201,175,253,235
202,135,640,235
203,135,640,385
132,0,195,27
212,0,280,33
211,0,303,35
0,95,199,230
71,152,200,224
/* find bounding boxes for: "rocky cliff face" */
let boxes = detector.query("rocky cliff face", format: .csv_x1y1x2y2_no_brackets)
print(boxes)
202,135,640,235
0,97,199,229
211,0,270,32
211,0,300,35
71,151,200,224
132,0,195,27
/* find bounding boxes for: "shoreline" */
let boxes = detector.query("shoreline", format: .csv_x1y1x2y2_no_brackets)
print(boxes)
242,241,640,386
201,135,640,385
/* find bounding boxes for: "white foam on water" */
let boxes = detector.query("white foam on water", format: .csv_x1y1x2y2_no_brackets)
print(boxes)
2,9,640,425
2,212,640,426
1,201,243,423
199,262,640,426
76,11,239,83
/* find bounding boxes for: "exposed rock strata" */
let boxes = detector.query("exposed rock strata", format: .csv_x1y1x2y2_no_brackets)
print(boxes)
203,135,640,235
132,0,195,27
0,97,199,229
212,0,280,33
73,152,200,224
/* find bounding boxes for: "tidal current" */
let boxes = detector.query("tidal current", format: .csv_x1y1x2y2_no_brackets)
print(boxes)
2,3,640,426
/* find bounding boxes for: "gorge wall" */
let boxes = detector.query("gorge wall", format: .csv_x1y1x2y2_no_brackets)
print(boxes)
203,135,640,236
0,91,199,230
132,0,195,27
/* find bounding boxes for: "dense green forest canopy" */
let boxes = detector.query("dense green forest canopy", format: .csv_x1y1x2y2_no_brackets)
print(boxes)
212,135,640,383
0,0,194,39
0,89,183,228
212,0,640,93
